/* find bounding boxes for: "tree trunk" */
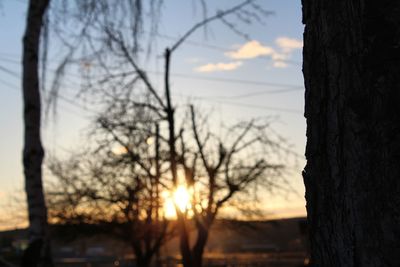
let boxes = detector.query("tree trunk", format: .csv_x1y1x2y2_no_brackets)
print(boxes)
132,242,147,267
192,226,209,267
177,223,210,267
178,218,193,267
136,255,151,267
303,1,400,266
164,47,194,267
21,0,52,266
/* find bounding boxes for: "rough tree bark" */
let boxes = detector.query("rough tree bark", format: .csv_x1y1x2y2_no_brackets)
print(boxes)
303,1,400,266
21,0,52,266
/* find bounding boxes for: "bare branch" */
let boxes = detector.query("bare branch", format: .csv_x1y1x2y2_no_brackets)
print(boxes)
104,28,166,108
190,105,211,174
170,0,253,53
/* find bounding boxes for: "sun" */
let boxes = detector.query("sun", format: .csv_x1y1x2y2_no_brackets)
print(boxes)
174,186,192,212
163,185,192,218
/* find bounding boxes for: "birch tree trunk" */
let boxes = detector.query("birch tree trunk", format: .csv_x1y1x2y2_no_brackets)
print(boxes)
303,0,400,266
21,0,52,266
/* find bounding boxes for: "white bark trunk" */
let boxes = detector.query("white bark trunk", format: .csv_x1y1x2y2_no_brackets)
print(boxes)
22,0,52,266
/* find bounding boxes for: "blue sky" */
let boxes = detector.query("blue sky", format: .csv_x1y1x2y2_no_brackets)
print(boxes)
0,0,305,229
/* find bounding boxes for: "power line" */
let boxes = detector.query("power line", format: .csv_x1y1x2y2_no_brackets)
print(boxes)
0,52,20,57
0,61,302,115
0,73,97,116
153,32,227,52
0,55,303,92
0,65,20,79
212,88,303,99
0,77,20,92
0,76,301,117
0,63,99,114
8,0,27,5
165,71,303,89
188,96,302,114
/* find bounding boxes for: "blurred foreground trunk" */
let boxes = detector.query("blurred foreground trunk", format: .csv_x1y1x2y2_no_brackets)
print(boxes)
192,226,209,267
21,0,52,266
303,1,400,266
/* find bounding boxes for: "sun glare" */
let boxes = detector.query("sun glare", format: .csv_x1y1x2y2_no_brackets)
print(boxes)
163,185,192,219
174,186,191,212
112,145,128,155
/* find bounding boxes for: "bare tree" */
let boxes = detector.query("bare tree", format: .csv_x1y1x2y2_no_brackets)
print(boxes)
47,101,173,267
45,1,289,267
47,84,290,267
144,3,282,266
169,105,287,267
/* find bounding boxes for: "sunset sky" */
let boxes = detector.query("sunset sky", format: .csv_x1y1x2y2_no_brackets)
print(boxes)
0,0,305,230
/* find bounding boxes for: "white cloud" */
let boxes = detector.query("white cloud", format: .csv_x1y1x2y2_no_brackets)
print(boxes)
186,57,203,64
271,52,288,61
275,37,303,53
225,40,275,59
273,61,288,68
195,61,243,73
214,37,302,70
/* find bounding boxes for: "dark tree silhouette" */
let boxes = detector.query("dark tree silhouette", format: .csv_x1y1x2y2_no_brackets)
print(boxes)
302,1,400,266
47,105,173,267
172,105,287,267
21,1,52,266
96,3,282,266
43,2,286,267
